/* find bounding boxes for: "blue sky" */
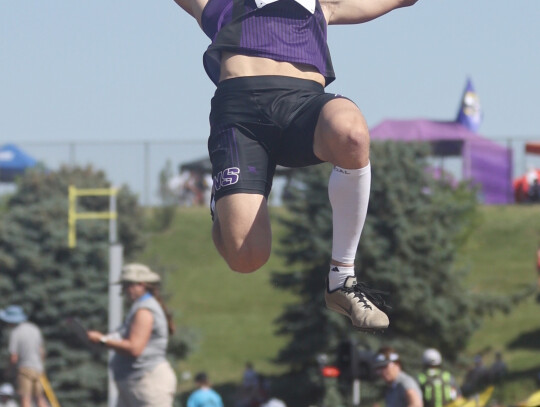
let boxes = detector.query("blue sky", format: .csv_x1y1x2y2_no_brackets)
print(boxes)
1,0,539,202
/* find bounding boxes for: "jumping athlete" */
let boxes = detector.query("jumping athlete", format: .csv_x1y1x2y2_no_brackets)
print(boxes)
172,0,419,331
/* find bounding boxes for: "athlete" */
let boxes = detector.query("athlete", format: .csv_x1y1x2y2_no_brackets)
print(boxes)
172,0,419,331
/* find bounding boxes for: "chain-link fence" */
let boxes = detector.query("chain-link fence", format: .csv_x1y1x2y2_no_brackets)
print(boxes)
7,135,540,207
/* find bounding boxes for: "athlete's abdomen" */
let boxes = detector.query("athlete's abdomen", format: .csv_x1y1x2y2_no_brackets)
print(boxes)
219,53,325,86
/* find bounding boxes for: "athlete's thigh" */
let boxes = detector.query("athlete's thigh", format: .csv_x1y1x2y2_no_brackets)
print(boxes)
208,124,274,249
278,93,339,167
208,125,276,202
313,97,369,164
216,192,271,249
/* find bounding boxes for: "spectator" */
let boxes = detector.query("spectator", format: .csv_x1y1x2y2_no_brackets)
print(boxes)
235,363,264,407
488,352,507,383
242,362,259,391
417,348,460,407
374,347,423,407
530,179,540,202
249,375,271,407
87,263,177,407
526,167,540,202
461,354,488,397
167,171,193,205
187,372,224,407
0,383,18,407
184,170,208,206
204,173,213,206
0,305,48,407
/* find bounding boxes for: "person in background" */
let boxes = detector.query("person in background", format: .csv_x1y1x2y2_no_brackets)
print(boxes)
0,383,18,407
187,372,224,407
374,347,423,407
242,362,259,391
526,167,539,202
0,306,48,407
87,263,177,407
417,348,460,407
488,352,507,384
236,362,263,407
461,354,488,397
529,179,540,202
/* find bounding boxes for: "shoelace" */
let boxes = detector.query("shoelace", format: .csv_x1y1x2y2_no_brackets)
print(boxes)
343,282,390,310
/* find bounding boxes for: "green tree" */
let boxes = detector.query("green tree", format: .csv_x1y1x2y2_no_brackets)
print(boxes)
0,165,174,406
272,141,518,405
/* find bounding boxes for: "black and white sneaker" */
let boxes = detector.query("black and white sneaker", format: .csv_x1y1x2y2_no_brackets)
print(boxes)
325,276,389,331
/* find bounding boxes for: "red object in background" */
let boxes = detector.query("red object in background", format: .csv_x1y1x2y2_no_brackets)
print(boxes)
513,168,540,202
526,142,540,155
321,366,341,378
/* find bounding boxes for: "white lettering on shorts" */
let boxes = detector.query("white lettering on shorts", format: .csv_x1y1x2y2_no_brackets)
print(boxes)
213,167,240,191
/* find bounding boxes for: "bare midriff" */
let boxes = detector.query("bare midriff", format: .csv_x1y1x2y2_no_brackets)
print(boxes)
219,52,326,86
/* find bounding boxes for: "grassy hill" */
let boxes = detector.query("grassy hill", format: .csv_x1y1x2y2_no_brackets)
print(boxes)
141,204,540,404
140,207,295,391
459,205,540,401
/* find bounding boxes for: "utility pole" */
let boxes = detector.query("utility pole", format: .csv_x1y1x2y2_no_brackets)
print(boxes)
68,186,123,407
350,336,361,407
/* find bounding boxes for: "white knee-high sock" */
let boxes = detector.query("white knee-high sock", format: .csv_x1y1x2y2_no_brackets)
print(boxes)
327,163,371,290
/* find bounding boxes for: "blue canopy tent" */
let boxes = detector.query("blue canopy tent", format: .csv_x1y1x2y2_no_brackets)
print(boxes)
0,144,37,182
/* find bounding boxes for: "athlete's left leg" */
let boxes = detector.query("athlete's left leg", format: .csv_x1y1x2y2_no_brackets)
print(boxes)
313,97,389,331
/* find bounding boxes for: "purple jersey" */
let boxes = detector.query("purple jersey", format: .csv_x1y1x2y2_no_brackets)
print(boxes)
201,0,336,86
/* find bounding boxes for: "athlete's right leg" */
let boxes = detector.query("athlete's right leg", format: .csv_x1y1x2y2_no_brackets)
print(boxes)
281,90,388,331
212,192,272,273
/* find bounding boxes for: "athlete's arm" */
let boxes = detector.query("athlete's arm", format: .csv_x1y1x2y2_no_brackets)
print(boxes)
322,0,418,25
172,0,209,27
173,0,195,17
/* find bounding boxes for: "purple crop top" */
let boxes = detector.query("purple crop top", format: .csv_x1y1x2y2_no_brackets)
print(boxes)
201,0,336,86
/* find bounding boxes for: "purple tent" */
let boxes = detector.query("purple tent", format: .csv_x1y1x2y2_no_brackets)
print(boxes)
370,119,513,204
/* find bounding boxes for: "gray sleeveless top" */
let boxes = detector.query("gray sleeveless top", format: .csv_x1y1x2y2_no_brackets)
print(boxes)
110,294,169,381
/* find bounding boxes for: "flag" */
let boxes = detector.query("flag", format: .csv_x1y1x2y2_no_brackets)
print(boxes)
456,78,482,132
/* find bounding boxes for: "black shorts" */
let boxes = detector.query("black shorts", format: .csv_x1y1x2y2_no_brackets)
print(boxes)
208,75,346,201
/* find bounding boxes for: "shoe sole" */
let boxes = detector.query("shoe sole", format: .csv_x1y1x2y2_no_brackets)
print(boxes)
326,303,388,333
354,325,387,334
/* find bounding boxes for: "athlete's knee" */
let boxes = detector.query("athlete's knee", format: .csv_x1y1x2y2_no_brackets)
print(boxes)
224,245,271,273
213,225,271,272
342,121,369,152
316,110,370,166
332,120,370,167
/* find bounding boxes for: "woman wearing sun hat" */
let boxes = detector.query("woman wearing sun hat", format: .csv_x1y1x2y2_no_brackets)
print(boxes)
87,263,177,407
374,346,423,407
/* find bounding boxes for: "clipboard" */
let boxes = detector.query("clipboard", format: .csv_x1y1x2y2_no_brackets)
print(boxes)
65,317,101,354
